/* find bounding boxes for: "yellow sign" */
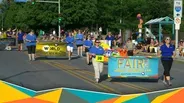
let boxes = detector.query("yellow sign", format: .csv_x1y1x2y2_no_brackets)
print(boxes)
95,55,104,62
92,40,110,50
36,42,67,56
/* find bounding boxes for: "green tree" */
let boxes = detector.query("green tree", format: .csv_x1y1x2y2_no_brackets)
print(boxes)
61,0,98,29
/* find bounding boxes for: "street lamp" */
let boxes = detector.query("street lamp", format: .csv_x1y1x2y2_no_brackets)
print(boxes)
0,9,3,31
35,0,61,39
120,0,122,41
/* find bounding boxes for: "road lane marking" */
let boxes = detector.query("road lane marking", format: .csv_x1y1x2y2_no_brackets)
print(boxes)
51,62,121,94
43,60,122,94
70,68,152,93
51,61,152,93
43,60,111,93
81,70,152,93
23,52,153,93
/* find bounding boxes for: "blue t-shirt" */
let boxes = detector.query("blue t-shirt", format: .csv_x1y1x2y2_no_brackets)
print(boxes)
26,34,37,46
84,40,93,48
65,36,74,47
18,32,24,40
160,44,175,60
76,34,84,45
65,33,69,37
89,46,104,55
105,36,114,41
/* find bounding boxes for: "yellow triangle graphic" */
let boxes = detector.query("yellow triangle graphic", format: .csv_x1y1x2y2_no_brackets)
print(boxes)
0,81,30,103
114,94,141,103
151,89,181,103
34,89,62,103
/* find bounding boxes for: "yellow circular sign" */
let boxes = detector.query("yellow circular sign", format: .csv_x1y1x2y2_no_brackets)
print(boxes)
175,18,181,24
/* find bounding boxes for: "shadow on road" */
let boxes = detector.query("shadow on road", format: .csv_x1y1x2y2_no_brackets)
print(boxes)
100,74,109,82
110,78,159,82
99,74,165,83
158,76,174,81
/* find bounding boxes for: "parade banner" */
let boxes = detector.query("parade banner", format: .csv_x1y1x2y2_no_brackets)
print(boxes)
92,40,110,49
0,38,16,46
36,42,67,57
108,56,159,78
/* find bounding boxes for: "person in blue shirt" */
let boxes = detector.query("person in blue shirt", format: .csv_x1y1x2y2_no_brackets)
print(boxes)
76,30,84,57
159,37,175,86
25,30,38,61
65,32,74,60
84,35,93,65
17,30,24,51
89,39,105,83
105,32,115,49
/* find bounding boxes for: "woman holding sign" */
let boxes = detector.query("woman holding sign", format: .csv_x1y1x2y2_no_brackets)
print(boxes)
25,30,38,61
65,32,74,60
76,30,84,57
159,37,175,86
84,35,93,64
89,39,105,83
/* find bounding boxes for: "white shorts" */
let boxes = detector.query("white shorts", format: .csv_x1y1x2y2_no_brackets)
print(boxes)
67,46,73,52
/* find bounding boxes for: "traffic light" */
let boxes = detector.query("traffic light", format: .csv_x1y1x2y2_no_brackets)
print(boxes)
59,17,62,22
58,13,62,23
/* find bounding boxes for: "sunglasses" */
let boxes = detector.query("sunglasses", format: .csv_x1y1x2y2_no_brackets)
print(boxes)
95,42,100,43
166,38,170,41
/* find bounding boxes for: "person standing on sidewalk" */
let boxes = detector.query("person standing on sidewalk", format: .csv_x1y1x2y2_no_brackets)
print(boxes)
17,30,24,51
65,32,74,60
25,30,38,61
89,39,105,83
126,38,135,56
158,37,175,86
179,40,184,58
105,32,115,49
76,30,84,57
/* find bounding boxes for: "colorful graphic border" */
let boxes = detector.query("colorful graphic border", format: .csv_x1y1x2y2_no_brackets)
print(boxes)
0,80,184,103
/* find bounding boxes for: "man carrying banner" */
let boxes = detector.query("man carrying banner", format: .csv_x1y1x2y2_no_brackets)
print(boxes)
89,39,105,83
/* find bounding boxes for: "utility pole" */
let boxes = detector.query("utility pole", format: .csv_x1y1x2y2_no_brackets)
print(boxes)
173,0,182,57
120,0,122,37
58,0,61,39
2,13,3,31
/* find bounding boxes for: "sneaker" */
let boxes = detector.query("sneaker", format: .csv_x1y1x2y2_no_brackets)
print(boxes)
162,80,168,86
95,79,99,83
168,80,172,86
68,58,71,60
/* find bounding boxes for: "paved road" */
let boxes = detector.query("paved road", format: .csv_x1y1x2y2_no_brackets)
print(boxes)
0,49,184,95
